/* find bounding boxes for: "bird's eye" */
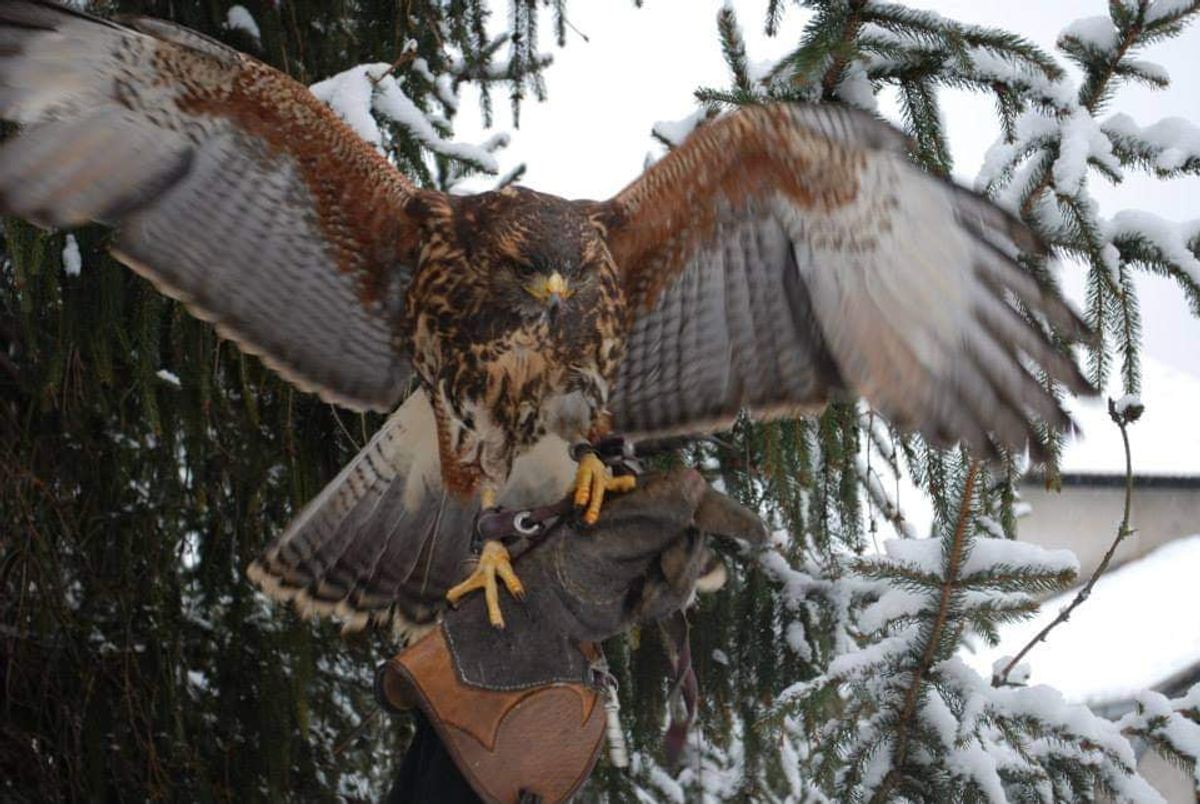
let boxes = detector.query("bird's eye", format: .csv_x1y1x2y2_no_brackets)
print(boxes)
515,262,536,275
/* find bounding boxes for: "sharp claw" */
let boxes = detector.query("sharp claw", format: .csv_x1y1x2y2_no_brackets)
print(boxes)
496,560,525,600
445,541,521,629
572,449,637,526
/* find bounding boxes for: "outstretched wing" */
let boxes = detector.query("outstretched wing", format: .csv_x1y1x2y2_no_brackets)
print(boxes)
598,103,1094,456
0,1,435,411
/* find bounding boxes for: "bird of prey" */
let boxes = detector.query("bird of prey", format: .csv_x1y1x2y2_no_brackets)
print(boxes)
0,2,1092,634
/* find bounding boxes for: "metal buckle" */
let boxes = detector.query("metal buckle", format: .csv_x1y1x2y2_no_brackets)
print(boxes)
512,511,539,536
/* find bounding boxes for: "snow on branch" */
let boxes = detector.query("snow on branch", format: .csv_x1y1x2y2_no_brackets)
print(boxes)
309,63,504,175
1117,684,1200,794
651,109,712,148
762,457,1170,800
1104,113,1200,175
972,0,1200,393
225,5,261,47
1108,211,1200,285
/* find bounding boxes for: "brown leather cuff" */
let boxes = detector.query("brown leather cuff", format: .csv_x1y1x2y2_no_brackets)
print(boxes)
380,626,605,804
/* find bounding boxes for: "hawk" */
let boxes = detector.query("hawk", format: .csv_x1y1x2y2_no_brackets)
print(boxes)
0,2,1093,633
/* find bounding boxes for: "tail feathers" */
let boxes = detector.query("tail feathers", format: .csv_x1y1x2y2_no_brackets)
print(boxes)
247,390,476,640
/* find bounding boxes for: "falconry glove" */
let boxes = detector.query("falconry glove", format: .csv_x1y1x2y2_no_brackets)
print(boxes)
376,469,767,804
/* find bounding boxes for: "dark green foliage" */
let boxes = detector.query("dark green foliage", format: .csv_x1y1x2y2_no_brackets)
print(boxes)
6,1,1200,801
0,1,556,799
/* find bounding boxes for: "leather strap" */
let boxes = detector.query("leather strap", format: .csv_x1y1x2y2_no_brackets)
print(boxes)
661,610,698,770
471,498,574,554
469,435,642,555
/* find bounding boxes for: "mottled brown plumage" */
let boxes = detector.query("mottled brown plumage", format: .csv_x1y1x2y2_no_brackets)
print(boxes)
403,188,625,498
0,2,1095,635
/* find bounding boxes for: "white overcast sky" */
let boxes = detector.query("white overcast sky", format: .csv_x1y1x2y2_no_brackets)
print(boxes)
454,0,1200,386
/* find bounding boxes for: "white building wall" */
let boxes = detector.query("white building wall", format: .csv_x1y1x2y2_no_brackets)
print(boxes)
1017,480,1200,580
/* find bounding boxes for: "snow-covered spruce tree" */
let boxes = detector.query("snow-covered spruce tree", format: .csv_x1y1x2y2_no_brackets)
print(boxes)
599,1,1200,801
769,461,1162,801
0,1,564,798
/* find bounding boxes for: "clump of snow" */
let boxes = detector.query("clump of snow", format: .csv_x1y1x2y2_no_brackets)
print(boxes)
310,65,384,147
1123,58,1171,85
61,234,81,276
310,64,502,172
1053,107,1118,195
1146,0,1198,25
858,587,925,634
373,74,500,171
836,60,878,112
964,534,1200,703
651,108,709,147
1112,393,1143,417
226,5,261,45
976,111,1066,194
881,535,1077,577
993,656,1030,685
1110,211,1200,283
784,620,812,661
156,369,181,387
881,535,942,572
967,48,1076,109
1059,16,1119,52
1104,113,1200,172
962,538,1079,577
828,634,911,678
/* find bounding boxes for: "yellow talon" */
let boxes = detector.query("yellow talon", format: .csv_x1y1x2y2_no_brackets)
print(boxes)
445,541,525,629
573,451,637,525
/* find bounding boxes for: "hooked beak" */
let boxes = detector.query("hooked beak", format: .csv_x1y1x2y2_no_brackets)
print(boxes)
528,271,572,311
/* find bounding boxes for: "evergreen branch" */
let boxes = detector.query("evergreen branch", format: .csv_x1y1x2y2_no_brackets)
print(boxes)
1116,685,1200,792
765,0,786,37
1113,228,1200,316
994,397,1141,686
820,0,869,100
870,460,980,804
1115,263,1143,394
1103,113,1200,178
1011,0,1196,233
852,559,945,591
1112,56,1171,89
897,76,953,175
718,5,753,94
863,3,1060,78
955,564,1077,595
694,86,774,110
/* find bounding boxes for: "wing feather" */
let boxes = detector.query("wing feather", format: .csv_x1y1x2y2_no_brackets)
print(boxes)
0,1,434,411
599,103,1094,455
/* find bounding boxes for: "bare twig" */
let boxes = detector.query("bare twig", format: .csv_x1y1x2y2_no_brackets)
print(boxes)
369,50,418,87
329,406,364,451
333,707,381,756
994,398,1140,686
